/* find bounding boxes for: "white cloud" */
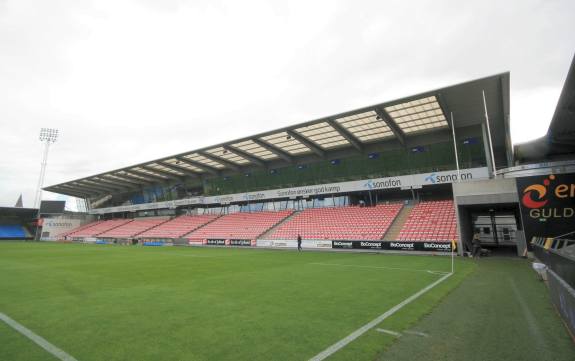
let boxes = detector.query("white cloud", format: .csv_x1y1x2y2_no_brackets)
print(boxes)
1,0,574,207
511,86,563,144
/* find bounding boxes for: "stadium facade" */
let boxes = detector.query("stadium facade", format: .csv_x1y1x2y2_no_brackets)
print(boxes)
24,60,572,259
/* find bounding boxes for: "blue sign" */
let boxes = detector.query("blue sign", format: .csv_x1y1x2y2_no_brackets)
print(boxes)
425,173,437,184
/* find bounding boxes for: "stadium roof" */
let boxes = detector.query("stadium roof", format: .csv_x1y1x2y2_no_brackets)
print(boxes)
45,73,510,199
515,55,575,163
0,206,38,218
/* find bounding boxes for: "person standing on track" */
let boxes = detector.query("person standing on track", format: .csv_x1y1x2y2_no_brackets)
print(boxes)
297,234,302,251
465,232,474,257
471,231,481,258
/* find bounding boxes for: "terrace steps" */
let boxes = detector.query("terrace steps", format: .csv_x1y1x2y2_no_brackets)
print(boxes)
180,215,222,238
383,204,414,241
131,217,173,237
70,219,134,238
258,210,301,239
102,220,134,235
185,210,294,240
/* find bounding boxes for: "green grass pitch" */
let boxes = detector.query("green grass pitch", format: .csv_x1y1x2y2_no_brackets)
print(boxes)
0,242,474,360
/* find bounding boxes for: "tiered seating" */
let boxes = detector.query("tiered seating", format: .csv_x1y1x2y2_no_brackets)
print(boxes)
398,200,457,241
0,225,27,238
137,214,220,239
98,218,167,238
186,210,293,240
265,204,403,240
68,219,132,238
60,221,103,239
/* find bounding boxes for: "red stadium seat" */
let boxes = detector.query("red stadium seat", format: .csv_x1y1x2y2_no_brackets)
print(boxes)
67,219,133,238
263,204,403,240
137,214,219,239
98,218,167,238
186,210,294,240
397,200,457,242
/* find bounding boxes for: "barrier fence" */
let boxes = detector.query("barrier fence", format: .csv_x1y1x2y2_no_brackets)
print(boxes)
532,237,575,339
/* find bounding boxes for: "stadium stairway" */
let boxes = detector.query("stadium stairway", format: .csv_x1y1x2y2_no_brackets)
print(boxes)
61,221,103,239
179,214,223,238
22,226,34,238
90,219,134,237
98,218,168,238
185,210,294,240
138,214,221,239
383,204,414,241
257,210,301,240
130,217,175,238
68,219,133,238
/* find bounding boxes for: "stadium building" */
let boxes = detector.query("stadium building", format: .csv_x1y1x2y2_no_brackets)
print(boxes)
38,73,505,250
36,60,574,260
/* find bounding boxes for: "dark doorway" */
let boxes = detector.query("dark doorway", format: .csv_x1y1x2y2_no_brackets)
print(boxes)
459,203,524,256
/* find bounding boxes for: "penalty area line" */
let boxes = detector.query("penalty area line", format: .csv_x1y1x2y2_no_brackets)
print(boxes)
309,262,450,275
0,312,78,361
308,272,452,361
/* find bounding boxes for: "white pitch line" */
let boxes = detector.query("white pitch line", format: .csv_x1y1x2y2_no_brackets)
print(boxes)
309,262,449,275
0,312,78,361
309,272,452,361
404,330,429,337
152,252,217,258
375,328,429,338
375,328,402,337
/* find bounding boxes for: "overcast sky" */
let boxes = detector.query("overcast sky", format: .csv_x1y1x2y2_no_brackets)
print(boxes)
1,0,574,209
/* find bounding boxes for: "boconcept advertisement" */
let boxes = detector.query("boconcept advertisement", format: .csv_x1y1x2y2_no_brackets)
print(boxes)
90,167,489,214
195,239,454,252
331,240,453,252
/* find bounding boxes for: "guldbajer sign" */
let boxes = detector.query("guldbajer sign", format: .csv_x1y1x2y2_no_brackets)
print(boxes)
517,173,575,243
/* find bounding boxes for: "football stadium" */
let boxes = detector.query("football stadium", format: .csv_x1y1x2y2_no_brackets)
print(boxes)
2,57,575,360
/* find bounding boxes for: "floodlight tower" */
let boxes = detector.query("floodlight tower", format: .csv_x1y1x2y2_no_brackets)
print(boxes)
33,128,59,209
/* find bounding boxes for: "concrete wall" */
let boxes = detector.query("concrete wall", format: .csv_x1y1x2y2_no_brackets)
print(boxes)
453,178,518,205
452,178,522,255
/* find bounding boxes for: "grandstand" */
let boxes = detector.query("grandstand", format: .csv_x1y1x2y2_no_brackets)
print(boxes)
0,207,37,240
38,64,573,259
42,72,517,254
0,224,28,239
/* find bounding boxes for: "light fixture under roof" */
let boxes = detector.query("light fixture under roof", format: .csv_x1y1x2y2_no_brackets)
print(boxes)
260,132,311,155
163,158,204,173
205,147,250,165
